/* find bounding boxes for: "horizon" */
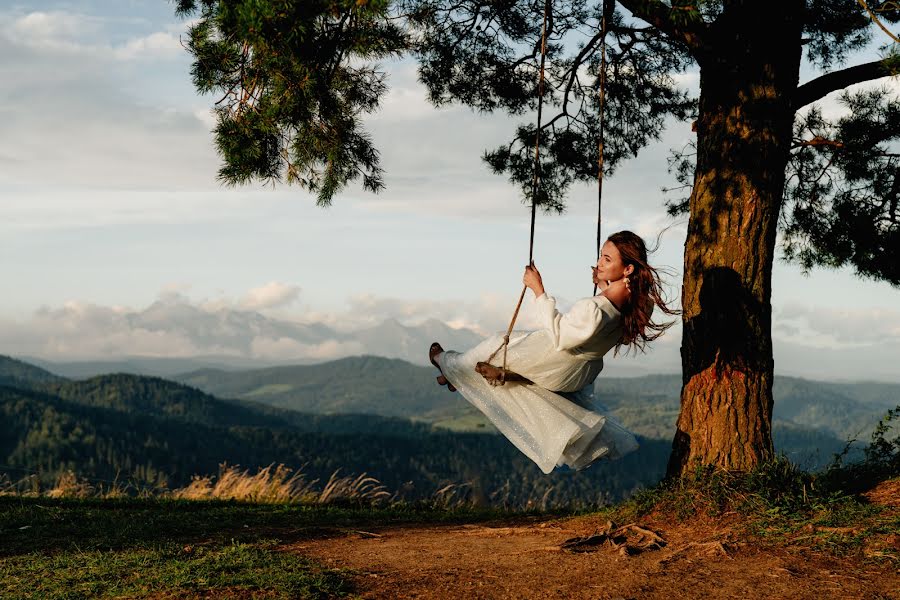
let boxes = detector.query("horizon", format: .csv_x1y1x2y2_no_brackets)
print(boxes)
8,348,900,386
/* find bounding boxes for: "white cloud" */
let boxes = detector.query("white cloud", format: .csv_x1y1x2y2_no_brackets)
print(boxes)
0,286,484,363
4,10,186,61
777,304,900,347
240,282,301,311
1,287,898,381
113,31,183,60
8,11,101,47
335,292,545,334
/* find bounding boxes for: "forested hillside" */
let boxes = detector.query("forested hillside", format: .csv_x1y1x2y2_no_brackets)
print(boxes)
173,356,485,428
0,383,669,504
0,354,65,388
1,355,892,505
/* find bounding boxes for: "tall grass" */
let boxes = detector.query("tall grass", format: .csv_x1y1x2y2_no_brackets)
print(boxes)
0,464,587,510
171,463,392,505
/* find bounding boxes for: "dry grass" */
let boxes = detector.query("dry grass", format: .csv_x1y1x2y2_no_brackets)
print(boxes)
317,470,391,504
171,463,317,503
46,471,95,498
0,463,392,505
430,482,475,509
172,463,390,505
0,471,146,499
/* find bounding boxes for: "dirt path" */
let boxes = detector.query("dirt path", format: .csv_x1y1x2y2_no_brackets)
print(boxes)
285,512,899,599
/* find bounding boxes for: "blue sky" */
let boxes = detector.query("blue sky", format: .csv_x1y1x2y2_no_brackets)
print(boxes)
1,1,899,381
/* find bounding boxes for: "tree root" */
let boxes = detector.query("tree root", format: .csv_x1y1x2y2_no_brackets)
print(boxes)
657,540,733,565
561,521,667,556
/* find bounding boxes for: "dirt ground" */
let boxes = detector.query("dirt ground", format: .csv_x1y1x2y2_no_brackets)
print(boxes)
285,483,900,599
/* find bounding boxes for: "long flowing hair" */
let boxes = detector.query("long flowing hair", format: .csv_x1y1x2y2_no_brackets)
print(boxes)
606,230,680,354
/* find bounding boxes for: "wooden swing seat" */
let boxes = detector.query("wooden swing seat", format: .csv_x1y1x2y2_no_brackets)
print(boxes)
475,361,532,386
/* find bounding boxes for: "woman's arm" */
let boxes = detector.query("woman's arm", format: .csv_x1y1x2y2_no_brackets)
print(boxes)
524,263,612,351
534,295,605,351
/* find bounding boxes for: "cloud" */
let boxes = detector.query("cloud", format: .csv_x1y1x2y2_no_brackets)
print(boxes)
0,286,485,364
1,286,899,381
3,10,186,61
777,304,900,347
333,292,548,335
7,11,102,48
113,31,183,61
239,282,301,311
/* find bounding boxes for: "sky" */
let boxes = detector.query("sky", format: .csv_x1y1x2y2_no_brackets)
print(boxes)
1,1,899,382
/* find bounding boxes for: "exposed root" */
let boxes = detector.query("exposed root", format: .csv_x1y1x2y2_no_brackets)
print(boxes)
561,521,667,556
658,541,733,565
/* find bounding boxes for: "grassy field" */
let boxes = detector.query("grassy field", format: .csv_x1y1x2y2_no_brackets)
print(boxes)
0,496,540,599
1,462,897,598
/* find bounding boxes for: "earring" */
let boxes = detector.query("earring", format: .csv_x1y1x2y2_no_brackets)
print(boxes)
624,276,631,290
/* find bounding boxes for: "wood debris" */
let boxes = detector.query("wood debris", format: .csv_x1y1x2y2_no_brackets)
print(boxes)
560,520,666,555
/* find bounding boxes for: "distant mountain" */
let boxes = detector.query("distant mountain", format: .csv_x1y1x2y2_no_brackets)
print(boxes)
175,359,898,444
25,355,312,379
174,355,487,430
46,374,297,430
829,381,900,409
354,318,483,365
0,354,66,389
594,374,898,441
41,373,434,436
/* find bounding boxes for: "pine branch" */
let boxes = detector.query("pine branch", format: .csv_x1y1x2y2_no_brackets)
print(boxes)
794,59,898,109
615,0,707,56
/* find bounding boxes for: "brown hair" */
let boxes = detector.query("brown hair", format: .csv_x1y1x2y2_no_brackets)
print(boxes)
606,230,679,354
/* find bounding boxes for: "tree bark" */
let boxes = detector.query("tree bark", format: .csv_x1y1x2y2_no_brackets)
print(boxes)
666,1,804,477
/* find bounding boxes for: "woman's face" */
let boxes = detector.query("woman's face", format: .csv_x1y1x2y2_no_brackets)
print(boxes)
593,240,631,285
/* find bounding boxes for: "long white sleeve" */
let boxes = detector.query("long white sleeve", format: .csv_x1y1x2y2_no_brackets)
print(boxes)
533,293,612,352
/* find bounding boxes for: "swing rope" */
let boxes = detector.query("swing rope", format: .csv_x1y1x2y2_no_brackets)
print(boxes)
478,0,611,386
594,0,613,296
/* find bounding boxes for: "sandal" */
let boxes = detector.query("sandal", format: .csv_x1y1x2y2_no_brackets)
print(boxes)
429,343,456,392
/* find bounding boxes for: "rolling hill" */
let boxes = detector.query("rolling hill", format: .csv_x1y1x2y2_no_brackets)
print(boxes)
0,354,65,389
173,357,898,442
173,355,487,430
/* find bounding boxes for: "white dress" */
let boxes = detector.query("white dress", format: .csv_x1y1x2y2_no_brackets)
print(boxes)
436,293,639,474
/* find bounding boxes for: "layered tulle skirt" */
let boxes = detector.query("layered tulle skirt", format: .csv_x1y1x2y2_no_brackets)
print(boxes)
436,329,639,474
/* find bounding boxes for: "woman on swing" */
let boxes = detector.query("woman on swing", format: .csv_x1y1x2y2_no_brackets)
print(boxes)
429,230,677,474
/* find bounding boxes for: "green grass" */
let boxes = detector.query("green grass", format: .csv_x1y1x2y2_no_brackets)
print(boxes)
0,496,555,598
1,539,350,599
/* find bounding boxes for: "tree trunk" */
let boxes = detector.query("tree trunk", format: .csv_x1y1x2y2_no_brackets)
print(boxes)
666,2,804,477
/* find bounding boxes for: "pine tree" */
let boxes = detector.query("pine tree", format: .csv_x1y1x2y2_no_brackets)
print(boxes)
174,0,900,476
